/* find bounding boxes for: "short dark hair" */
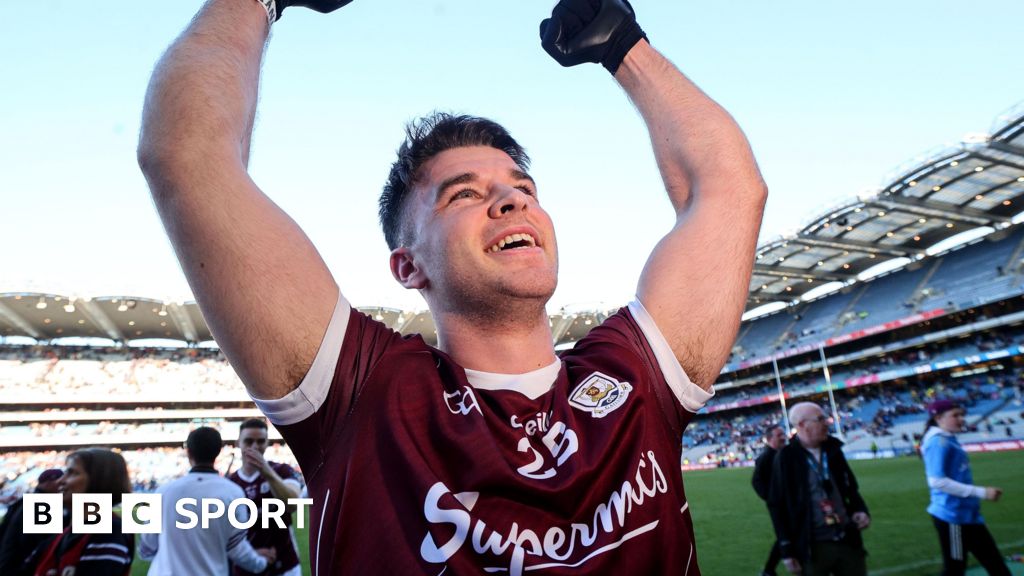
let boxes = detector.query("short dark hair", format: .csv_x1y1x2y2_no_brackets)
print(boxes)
186,426,223,465
764,425,783,439
66,448,131,505
379,112,531,250
240,418,268,432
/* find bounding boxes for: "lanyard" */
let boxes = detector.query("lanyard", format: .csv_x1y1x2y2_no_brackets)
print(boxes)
806,450,830,482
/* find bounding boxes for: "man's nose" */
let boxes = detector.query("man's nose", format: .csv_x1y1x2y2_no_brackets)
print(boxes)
489,185,529,218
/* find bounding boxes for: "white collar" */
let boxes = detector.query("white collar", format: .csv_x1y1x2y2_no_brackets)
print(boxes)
236,467,261,483
464,359,562,400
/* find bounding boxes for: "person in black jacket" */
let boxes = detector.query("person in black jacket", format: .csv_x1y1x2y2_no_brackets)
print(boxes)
0,469,63,576
752,425,787,576
768,403,871,575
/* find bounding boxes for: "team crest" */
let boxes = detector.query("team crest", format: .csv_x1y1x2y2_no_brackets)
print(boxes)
569,372,633,418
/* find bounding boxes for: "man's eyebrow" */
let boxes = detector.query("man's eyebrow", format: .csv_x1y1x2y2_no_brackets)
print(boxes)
511,169,535,186
436,170,535,202
436,172,477,202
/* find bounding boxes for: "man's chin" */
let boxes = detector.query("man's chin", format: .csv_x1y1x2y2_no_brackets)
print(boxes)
501,282,557,303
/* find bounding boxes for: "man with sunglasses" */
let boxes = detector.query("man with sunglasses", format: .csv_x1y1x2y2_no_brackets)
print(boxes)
768,403,871,575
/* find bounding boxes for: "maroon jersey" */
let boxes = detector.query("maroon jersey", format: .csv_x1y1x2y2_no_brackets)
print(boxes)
255,296,712,575
228,462,302,575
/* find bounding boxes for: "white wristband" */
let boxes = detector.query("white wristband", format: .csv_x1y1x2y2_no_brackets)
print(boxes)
255,0,277,24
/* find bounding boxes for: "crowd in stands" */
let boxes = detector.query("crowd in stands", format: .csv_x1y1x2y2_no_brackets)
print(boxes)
0,345,246,401
0,443,299,503
0,420,254,441
728,280,1018,365
686,371,1023,468
710,326,1024,410
0,344,224,362
19,421,174,437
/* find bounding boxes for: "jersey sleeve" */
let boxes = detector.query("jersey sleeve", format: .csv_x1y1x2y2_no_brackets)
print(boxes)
274,462,303,492
227,530,269,573
927,476,985,499
249,291,406,476
626,299,715,413
570,299,714,435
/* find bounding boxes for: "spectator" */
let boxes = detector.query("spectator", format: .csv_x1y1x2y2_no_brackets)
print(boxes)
31,449,134,576
769,403,871,575
921,399,1010,576
752,425,786,576
138,427,274,575
0,469,62,576
228,419,302,576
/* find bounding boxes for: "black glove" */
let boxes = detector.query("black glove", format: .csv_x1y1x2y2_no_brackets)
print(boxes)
539,0,646,75
275,0,354,21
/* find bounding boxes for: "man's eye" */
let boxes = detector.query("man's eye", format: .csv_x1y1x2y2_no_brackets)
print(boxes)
451,189,477,202
516,185,536,196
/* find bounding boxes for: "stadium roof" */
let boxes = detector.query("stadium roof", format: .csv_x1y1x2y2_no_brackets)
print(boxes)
0,294,619,348
749,103,1024,311
2,105,1023,345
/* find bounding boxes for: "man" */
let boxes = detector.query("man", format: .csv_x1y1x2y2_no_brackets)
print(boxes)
139,427,276,575
0,469,62,576
752,425,786,576
228,419,303,576
138,0,766,573
768,403,871,576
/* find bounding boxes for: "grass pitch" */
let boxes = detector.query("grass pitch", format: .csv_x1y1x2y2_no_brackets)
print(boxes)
686,450,1023,575
131,450,1022,575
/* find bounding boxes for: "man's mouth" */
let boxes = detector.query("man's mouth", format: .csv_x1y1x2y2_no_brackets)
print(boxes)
488,233,537,253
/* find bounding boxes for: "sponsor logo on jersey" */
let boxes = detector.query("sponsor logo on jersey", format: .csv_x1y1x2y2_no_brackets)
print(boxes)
569,372,633,418
444,386,482,416
419,450,668,575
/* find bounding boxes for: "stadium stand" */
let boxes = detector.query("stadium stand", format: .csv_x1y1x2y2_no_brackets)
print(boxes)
1,102,1024,512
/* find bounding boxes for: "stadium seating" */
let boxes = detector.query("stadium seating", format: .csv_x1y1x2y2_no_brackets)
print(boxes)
917,228,1024,311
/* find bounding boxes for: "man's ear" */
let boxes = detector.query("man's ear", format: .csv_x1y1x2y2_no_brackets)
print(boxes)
390,247,428,289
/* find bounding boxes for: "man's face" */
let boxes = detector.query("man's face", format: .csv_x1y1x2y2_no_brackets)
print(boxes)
766,426,786,450
238,427,269,455
396,146,558,315
796,408,831,448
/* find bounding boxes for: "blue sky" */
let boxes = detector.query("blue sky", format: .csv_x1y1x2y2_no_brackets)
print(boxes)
2,0,1022,311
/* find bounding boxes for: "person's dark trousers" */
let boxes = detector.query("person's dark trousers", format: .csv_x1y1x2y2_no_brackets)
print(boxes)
931,515,1011,576
760,540,781,576
807,534,866,576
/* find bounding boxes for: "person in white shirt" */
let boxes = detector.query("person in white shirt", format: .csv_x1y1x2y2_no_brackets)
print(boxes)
139,427,275,575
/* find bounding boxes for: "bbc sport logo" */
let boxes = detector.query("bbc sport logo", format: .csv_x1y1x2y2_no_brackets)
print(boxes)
23,493,313,534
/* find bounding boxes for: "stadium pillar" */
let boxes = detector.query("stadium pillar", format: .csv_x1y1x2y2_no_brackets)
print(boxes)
817,344,844,440
772,356,791,433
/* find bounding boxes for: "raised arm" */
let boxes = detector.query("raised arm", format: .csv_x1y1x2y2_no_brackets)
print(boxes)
541,0,767,390
137,0,346,400
618,41,766,391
